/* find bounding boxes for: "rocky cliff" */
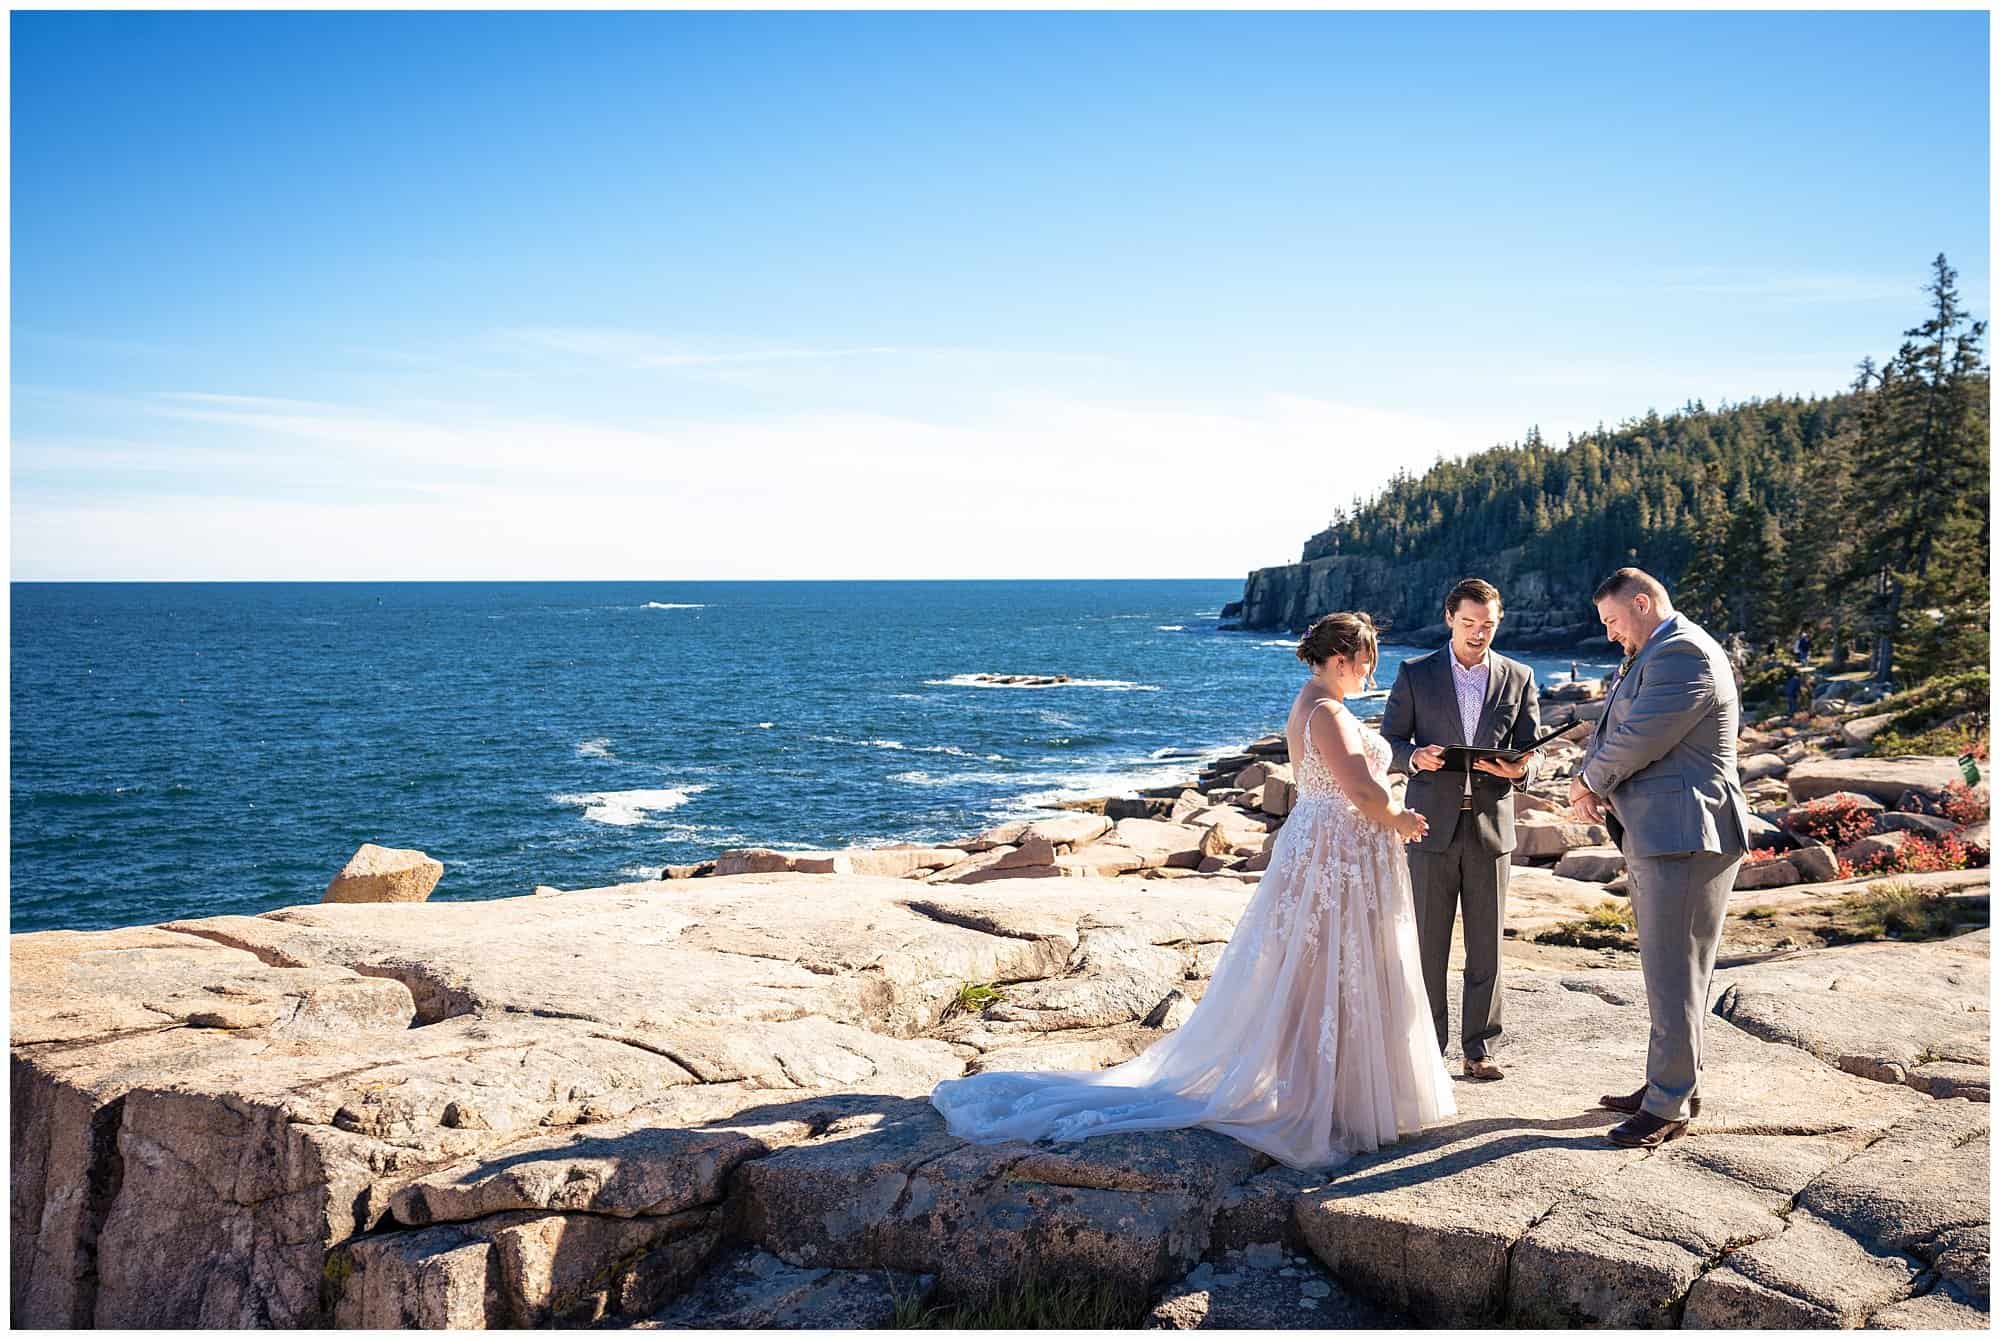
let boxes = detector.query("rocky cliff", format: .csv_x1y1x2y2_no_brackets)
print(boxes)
12,866,1990,1329
1225,544,1612,650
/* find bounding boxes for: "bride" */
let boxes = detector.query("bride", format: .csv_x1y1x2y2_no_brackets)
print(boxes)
930,611,1456,1171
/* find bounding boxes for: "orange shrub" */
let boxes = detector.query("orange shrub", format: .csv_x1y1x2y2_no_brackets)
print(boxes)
1791,794,1878,849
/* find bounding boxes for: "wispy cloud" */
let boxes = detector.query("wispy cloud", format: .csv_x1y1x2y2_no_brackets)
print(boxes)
13,386,1497,579
497,327,938,370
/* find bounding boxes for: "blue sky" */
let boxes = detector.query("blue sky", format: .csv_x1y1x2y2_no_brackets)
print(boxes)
12,11,1990,579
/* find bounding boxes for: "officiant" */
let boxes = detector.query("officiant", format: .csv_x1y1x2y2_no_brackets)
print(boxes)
1380,577,1545,1082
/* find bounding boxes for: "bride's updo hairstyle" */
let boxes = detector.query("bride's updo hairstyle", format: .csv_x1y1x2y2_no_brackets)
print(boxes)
1294,611,1378,669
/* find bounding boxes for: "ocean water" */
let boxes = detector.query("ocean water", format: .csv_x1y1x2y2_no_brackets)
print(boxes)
10,581,1619,934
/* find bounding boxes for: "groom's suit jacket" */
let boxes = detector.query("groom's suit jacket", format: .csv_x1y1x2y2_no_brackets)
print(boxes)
1381,649,1542,855
1579,614,1753,861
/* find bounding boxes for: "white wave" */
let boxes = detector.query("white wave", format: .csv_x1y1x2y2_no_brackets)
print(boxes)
642,602,705,610
810,733,1000,760
646,821,752,846
755,722,774,729
1260,639,1297,649
1007,760,1206,808
1155,625,1185,632
890,769,1019,787
553,785,709,827
577,737,614,759
925,674,1160,691
889,752,1214,801
618,865,667,881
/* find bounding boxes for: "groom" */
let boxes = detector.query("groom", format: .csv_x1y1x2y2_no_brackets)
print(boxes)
1569,567,1751,1148
1382,577,1543,1081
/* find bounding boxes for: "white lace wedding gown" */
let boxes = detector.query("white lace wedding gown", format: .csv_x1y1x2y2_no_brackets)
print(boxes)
930,698,1455,1171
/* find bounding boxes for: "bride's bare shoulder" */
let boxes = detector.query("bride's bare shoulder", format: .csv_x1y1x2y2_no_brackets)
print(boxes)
1296,694,1354,739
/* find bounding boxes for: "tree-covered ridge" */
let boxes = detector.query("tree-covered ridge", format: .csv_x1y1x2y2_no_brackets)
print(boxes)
1304,394,1864,586
1304,255,1989,680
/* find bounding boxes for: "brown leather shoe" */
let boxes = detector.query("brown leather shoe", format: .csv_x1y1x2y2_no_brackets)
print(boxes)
1607,1111,1689,1148
1598,1084,1701,1119
1463,1056,1504,1081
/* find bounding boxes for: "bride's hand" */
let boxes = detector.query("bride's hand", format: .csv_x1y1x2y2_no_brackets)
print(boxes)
1392,808,1428,843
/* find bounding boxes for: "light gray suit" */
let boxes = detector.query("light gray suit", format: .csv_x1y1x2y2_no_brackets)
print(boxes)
1580,613,1752,1121
1381,649,1542,1061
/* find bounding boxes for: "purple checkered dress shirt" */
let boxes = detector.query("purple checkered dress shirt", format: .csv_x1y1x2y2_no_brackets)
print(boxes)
1456,652,1488,804
1450,650,1490,743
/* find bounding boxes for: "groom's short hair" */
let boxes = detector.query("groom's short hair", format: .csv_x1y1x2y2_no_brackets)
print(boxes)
1594,567,1670,606
1444,577,1502,617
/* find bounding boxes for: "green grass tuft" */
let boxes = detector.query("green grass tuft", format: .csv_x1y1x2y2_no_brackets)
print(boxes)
946,981,1005,1017
1830,880,1984,943
1537,898,1639,949
1865,670,1990,759
891,1275,1147,1329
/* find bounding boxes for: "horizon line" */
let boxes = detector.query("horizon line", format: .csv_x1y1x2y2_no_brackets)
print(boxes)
8,574,1258,585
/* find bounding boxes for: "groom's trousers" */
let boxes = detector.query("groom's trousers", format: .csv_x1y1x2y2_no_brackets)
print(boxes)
1626,848,1744,1121
1406,810,1507,1061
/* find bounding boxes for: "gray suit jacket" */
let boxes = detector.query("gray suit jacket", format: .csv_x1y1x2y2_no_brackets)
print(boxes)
1381,649,1542,855
1580,614,1753,861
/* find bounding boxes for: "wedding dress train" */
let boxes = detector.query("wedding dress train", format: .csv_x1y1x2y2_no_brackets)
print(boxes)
929,698,1455,1171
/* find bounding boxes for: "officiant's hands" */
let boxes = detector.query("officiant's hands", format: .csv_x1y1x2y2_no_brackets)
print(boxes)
1411,745,1447,772
1473,755,1528,780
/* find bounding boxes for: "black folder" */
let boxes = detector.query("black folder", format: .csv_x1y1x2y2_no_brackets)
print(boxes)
1438,720,1590,773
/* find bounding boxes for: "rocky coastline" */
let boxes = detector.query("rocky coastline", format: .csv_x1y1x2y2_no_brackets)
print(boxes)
11,681,1990,1330
1219,547,1611,649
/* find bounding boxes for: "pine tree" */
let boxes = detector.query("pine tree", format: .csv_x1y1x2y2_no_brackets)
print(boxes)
1677,508,1731,631
1848,254,1990,681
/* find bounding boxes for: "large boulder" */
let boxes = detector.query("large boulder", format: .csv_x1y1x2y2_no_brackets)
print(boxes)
1788,758,1966,807
994,836,1060,870
1838,830,1912,870
1553,846,1625,883
322,843,444,904
1790,843,1841,883
1258,775,1297,817
15,868,1992,1332
1111,818,1208,870
1841,713,1900,747
1735,857,1802,890
1713,931,1989,1099
712,848,798,877
1293,964,1930,1326
843,847,967,878
1879,811,1961,838
1740,753,1790,784
1959,821,1992,859
1055,844,1147,877
1512,814,1610,861
1022,814,1112,848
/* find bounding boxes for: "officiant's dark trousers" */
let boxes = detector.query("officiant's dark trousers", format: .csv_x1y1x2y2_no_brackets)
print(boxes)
1406,809,1507,1061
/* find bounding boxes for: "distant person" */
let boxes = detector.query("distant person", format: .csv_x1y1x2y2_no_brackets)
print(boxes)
932,612,1454,1170
1723,632,1749,685
1379,577,1545,1082
1786,671,1803,716
1794,629,1812,663
1569,569,1752,1149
